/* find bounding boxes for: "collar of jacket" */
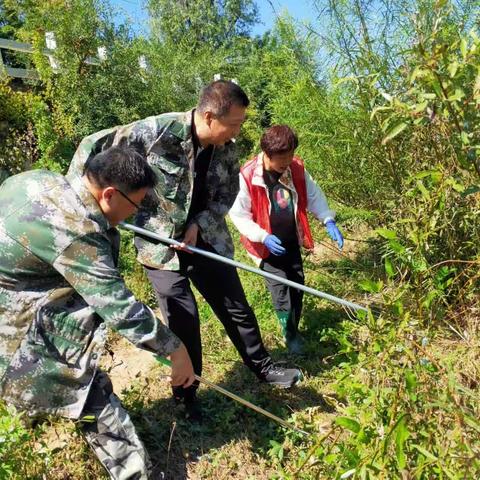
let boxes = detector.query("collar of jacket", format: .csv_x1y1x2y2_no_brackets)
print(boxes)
65,173,111,231
168,109,197,171
171,109,224,172
251,152,295,190
168,109,194,141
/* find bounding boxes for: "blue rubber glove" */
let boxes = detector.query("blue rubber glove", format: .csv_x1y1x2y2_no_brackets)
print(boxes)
263,234,286,256
325,220,344,249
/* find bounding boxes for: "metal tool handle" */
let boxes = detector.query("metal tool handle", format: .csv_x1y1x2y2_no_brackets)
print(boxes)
156,356,309,436
120,222,368,313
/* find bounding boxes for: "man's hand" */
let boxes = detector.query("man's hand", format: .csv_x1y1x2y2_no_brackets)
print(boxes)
169,344,195,388
172,223,199,254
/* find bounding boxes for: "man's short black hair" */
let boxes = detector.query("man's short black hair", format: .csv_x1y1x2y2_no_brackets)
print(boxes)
83,146,156,193
197,80,249,117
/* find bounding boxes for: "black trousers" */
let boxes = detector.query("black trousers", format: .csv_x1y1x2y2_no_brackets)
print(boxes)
260,246,305,331
145,243,272,394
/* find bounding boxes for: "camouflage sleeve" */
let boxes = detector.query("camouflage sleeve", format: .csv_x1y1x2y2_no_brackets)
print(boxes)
68,116,171,179
193,148,240,232
67,126,119,178
52,233,182,357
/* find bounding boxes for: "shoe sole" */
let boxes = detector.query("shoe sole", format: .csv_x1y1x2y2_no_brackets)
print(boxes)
265,371,304,389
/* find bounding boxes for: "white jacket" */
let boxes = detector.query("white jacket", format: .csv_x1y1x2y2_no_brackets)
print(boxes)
229,153,335,245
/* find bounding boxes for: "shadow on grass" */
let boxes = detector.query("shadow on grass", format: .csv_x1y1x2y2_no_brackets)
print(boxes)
124,355,335,479
123,239,384,478
124,302,354,478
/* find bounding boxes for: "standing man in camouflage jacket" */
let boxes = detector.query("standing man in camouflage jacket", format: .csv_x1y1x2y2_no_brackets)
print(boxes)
68,80,302,421
0,146,195,480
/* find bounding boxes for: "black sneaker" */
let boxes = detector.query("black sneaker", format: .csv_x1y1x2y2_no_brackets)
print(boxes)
173,387,203,423
260,363,303,388
184,397,203,423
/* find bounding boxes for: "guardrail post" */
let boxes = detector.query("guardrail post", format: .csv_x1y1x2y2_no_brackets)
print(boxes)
45,32,60,71
0,49,5,77
97,46,107,61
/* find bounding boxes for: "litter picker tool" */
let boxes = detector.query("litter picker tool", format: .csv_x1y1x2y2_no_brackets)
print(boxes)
156,356,309,436
119,222,369,313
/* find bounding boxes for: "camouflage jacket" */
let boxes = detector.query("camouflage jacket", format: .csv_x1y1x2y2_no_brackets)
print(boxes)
68,110,239,270
0,170,181,419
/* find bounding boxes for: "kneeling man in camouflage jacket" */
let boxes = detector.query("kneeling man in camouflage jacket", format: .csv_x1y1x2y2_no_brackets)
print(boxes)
0,147,194,480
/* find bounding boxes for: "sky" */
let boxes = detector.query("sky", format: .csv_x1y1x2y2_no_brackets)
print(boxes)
110,0,315,37
252,0,314,35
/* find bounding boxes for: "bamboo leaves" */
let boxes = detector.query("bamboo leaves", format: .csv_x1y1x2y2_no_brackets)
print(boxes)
382,121,408,145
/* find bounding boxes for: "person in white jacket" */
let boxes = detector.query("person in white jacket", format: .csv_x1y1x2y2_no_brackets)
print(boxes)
229,125,343,354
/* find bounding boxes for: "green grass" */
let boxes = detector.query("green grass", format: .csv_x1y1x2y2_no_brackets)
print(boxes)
1,213,479,479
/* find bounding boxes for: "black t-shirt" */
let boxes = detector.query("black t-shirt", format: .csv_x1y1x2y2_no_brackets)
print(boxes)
186,144,213,225
263,169,297,247
185,109,214,229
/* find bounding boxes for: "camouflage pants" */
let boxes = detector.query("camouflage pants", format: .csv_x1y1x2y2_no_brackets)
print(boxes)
81,371,152,480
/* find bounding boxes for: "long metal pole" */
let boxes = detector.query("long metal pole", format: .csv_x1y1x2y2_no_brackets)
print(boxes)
119,222,369,313
156,356,309,436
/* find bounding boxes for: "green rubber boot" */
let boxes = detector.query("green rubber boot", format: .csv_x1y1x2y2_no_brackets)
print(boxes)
276,310,305,355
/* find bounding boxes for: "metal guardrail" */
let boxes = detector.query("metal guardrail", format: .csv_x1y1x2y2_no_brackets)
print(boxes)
0,36,101,80
0,38,37,53
0,38,39,79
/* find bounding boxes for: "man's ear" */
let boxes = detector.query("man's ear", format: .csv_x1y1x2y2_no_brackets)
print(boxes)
203,110,214,127
102,186,116,203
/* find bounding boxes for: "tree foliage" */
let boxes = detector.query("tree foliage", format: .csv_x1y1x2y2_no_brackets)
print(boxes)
0,0,478,478
147,0,259,48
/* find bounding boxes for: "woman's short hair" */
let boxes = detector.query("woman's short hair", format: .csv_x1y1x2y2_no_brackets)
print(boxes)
260,125,299,157
84,146,156,193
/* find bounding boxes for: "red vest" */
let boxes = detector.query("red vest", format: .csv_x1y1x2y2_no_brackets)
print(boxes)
240,156,314,259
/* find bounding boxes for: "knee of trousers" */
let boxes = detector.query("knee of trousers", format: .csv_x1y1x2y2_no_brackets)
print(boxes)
82,393,152,480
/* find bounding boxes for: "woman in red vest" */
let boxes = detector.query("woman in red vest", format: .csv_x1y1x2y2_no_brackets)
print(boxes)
230,125,343,355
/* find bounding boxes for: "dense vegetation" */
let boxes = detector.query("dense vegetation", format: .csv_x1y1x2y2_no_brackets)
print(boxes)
1,0,478,478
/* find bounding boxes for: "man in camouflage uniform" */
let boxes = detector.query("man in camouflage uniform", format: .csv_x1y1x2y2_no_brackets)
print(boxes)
0,146,195,480
68,80,302,421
